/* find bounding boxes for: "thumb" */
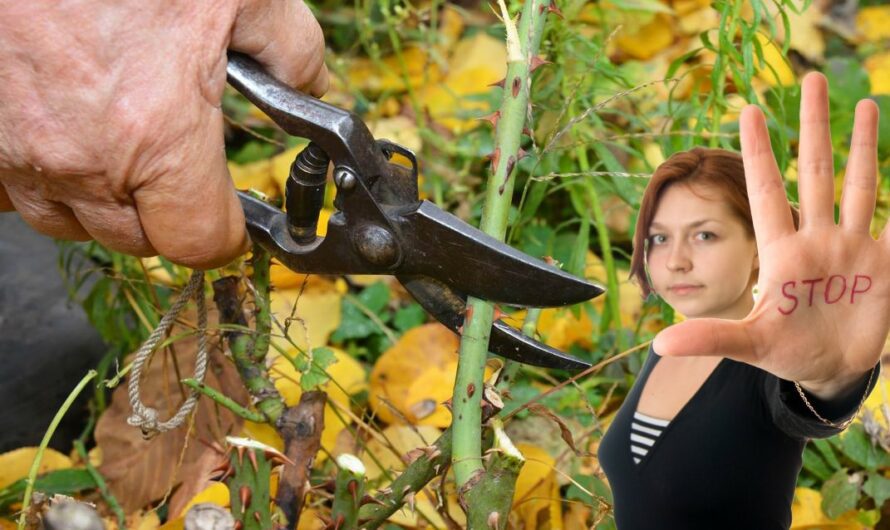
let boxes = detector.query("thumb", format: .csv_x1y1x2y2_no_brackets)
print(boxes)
653,318,756,364
230,0,329,96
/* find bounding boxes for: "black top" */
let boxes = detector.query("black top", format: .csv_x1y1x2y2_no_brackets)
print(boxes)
598,345,881,530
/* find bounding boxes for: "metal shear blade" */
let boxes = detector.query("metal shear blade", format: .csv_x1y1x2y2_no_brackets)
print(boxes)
228,52,604,371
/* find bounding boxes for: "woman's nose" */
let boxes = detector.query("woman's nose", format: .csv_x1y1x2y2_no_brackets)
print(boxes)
666,241,692,271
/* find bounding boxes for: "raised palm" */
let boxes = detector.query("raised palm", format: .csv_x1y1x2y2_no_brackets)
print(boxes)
655,73,887,396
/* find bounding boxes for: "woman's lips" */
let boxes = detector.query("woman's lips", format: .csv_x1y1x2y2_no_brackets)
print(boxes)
669,285,702,295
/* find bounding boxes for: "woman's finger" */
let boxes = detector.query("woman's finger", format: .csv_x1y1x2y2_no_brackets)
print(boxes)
3,183,91,241
740,105,796,246
230,0,329,96
839,99,880,235
654,318,756,364
796,73,836,229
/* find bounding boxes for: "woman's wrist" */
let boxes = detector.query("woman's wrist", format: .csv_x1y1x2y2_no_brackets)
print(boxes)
797,369,874,401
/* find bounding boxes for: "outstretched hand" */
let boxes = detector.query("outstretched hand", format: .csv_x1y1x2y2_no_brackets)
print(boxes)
654,73,887,399
0,0,328,269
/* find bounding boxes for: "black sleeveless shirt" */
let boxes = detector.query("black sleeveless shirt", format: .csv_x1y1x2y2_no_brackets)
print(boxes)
598,345,881,530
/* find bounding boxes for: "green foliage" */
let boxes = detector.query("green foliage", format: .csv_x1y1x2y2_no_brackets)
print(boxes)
800,423,890,522
0,469,96,512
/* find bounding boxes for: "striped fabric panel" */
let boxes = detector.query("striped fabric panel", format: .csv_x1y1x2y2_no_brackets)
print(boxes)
630,411,670,464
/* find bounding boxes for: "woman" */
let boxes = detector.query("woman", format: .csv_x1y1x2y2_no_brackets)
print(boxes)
597,73,885,529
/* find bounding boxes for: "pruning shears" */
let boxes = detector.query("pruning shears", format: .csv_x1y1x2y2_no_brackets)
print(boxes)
227,52,604,372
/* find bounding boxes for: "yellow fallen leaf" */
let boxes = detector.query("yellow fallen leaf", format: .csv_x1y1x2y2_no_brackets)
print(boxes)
105,511,160,530
865,52,890,95
181,482,230,514
615,14,675,60
772,3,825,63
513,443,563,530
368,115,422,153
345,7,463,95
369,323,491,426
419,32,508,133
269,260,341,291
857,6,890,43
229,144,314,200
360,424,443,481
0,520,16,530
0,447,72,490
269,281,343,353
789,487,861,529
677,7,720,36
753,33,795,87
139,257,176,286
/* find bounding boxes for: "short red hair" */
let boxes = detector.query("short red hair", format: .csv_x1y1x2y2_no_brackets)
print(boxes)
628,147,799,299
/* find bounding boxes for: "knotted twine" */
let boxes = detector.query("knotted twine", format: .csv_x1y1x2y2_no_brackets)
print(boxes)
127,270,208,439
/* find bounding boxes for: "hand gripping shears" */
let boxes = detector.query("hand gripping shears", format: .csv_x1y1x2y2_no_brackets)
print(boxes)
227,52,604,371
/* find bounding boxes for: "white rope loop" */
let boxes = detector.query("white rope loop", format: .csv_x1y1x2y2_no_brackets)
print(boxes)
127,270,209,439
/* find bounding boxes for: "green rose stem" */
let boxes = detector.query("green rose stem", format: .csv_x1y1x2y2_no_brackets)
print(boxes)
331,454,366,530
211,245,284,424
451,0,553,524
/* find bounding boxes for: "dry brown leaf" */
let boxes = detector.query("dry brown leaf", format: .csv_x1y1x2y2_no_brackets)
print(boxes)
96,311,248,512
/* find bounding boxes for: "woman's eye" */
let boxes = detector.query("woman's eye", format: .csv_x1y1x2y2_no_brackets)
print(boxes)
696,231,716,241
649,234,666,245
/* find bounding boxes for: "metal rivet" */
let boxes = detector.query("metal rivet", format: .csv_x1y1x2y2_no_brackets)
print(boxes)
354,225,398,267
335,169,356,192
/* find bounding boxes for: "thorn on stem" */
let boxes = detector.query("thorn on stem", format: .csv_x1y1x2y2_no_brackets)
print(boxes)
547,0,564,18
488,78,506,89
467,382,476,398
479,111,500,128
530,55,551,72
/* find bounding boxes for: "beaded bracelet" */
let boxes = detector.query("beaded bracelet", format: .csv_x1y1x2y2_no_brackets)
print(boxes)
793,365,878,429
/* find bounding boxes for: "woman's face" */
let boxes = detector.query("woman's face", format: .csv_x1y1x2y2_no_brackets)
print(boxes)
646,183,759,320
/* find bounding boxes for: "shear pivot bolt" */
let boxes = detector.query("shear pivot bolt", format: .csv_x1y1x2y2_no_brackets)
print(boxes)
334,169,356,191
355,225,398,267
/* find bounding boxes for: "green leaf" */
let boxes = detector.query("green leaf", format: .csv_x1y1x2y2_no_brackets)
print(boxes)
840,423,890,471
812,438,842,471
393,303,426,332
357,281,391,313
862,472,890,507
300,346,338,391
331,282,392,342
820,469,861,519
802,445,834,481
0,469,97,512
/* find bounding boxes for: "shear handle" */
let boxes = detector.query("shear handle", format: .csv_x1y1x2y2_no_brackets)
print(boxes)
226,52,384,177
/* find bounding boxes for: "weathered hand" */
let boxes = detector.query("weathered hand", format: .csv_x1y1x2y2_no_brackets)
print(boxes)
654,73,887,399
0,0,328,269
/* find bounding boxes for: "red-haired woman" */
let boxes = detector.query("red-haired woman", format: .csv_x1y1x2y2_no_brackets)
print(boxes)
598,73,886,529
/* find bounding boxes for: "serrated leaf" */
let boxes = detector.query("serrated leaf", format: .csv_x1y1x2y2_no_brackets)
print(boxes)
300,347,338,391
820,469,861,519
